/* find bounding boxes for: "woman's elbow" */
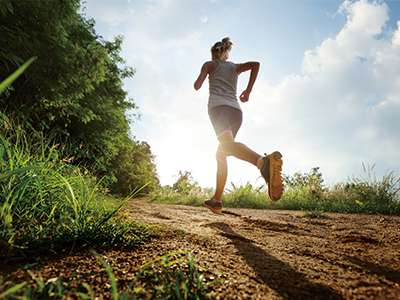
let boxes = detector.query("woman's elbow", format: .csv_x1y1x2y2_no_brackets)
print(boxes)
194,82,201,90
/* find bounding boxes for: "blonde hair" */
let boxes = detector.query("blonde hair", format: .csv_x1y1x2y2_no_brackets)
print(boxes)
211,37,233,60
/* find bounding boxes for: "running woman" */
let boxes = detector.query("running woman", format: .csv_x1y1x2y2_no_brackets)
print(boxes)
194,37,283,214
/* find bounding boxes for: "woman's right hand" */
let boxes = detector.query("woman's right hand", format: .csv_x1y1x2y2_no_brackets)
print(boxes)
239,89,251,102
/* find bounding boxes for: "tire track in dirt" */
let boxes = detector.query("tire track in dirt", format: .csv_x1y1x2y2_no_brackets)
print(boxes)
125,199,400,300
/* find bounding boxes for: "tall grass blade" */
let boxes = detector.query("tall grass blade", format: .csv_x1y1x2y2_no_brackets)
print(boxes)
0,282,27,298
92,251,119,300
0,57,36,95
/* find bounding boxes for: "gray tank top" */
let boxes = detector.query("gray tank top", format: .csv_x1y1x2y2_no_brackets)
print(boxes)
208,59,241,111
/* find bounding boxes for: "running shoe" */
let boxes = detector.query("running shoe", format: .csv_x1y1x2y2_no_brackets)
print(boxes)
203,199,222,214
260,151,283,201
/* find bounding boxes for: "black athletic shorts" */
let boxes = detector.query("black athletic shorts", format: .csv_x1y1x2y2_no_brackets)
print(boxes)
208,105,242,138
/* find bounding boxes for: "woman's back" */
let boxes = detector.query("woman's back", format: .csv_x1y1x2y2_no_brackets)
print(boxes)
208,59,241,111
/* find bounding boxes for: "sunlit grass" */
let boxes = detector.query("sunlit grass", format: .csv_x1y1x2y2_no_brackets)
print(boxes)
151,168,400,215
0,113,151,256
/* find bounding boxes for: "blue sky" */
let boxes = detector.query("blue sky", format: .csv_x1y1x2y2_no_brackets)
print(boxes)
83,0,400,187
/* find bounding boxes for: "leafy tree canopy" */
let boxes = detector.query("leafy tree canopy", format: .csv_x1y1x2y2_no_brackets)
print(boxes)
0,0,159,194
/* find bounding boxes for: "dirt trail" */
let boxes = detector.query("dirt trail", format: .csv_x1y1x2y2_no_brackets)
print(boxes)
125,199,400,299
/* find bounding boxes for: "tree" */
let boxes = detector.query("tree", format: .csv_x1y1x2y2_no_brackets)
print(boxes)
0,0,159,194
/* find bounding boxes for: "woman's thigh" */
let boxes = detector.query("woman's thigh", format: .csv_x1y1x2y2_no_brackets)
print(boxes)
208,105,242,139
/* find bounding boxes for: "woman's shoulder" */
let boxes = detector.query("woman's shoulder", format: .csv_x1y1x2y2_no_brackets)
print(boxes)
205,60,217,66
203,60,218,74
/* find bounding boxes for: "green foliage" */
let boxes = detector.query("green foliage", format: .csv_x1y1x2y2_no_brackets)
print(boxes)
132,251,213,299
2,252,214,299
172,171,202,195
303,210,326,219
223,182,267,209
151,171,209,206
0,113,151,255
111,140,159,196
284,167,325,199
94,251,119,300
0,1,158,195
152,167,400,215
326,165,400,214
0,271,94,299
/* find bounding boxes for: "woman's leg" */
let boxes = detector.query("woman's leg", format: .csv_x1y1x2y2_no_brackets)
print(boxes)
213,145,228,201
206,106,268,211
212,130,263,201
218,130,262,166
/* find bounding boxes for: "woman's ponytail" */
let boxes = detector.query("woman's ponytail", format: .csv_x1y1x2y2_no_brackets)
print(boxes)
211,37,233,60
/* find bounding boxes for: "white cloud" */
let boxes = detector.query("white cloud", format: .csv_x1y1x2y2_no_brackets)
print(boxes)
393,21,400,47
339,0,388,35
82,0,134,26
245,0,400,184
200,15,209,23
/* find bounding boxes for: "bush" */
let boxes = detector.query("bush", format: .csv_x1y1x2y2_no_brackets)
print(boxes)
151,171,210,206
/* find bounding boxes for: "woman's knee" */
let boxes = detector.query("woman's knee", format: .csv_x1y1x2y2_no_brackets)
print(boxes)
218,130,235,154
216,147,227,162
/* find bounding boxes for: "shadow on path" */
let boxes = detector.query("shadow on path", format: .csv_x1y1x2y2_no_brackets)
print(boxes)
207,222,344,300
346,256,400,284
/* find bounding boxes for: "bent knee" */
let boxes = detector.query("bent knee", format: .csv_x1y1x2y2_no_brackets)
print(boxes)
218,130,234,143
218,141,235,156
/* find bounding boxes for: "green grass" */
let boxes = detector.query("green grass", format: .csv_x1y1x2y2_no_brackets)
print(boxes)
151,169,400,215
0,113,150,256
1,251,214,299
132,251,215,299
0,57,36,95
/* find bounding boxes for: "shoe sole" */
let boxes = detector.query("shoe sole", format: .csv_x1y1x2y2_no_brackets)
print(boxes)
268,151,283,201
203,203,222,215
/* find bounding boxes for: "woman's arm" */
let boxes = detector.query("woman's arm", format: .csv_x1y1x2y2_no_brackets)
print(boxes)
236,61,260,102
194,61,214,90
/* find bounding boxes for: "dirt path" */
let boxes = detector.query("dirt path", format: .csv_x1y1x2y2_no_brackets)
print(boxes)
3,199,400,299
125,199,400,299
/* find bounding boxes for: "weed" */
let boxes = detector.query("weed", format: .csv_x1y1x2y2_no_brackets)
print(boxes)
151,167,400,215
303,210,326,219
2,251,214,299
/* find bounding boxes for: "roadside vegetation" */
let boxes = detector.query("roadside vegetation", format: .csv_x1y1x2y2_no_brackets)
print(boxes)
0,112,151,257
1,251,214,299
0,0,158,257
0,0,159,196
151,167,400,215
